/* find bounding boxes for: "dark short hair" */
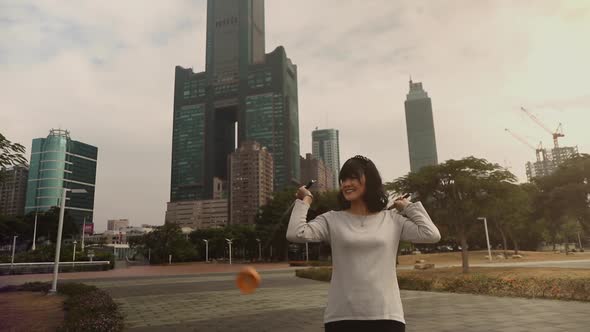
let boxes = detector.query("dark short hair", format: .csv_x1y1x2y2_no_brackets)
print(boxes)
337,155,388,212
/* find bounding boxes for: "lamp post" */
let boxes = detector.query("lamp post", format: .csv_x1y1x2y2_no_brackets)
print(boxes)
477,217,492,262
50,188,87,294
81,217,86,251
32,212,38,251
10,235,18,267
72,240,77,268
256,238,261,261
202,239,209,262
225,238,233,265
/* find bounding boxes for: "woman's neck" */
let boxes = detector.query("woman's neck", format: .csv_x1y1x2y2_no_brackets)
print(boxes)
348,199,370,216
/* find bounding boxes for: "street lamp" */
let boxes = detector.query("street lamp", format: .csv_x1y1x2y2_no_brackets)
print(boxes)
477,217,492,262
11,235,18,267
225,238,233,265
50,188,87,294
256,238,261,261
32,212,38,251
72,241,77,268
81,217,86,251
202,239,209,262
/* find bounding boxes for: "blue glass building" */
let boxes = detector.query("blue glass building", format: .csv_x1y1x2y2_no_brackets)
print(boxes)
25,129,97,228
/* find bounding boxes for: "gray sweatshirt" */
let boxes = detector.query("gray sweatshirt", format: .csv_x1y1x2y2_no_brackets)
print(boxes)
286,199,441,324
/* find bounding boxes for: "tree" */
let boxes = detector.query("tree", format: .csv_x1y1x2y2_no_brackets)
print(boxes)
139,223,197,264
254,188,340,261
533,154,590,253
0,133,27,184
480,182,542,256
255,188,299,261
0,208,79,246
386,156,517,273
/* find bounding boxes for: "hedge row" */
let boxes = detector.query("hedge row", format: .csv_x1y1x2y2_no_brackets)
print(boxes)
295,267,590,302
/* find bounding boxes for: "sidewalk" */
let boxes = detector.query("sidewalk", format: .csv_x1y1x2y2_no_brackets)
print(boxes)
0,262,295,286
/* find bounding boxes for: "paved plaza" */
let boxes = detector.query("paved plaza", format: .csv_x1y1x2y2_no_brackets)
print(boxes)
76,270,590,332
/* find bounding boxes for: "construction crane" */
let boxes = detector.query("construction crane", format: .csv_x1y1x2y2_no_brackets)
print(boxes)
504,128,546,162
520,107,564,148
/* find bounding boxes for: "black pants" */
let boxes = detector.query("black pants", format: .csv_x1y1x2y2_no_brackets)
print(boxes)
325,320,405,332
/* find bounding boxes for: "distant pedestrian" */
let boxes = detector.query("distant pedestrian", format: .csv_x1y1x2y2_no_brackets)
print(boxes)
286,155,441,332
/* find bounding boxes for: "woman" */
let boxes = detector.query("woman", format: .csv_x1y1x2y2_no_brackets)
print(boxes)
286,155,441,332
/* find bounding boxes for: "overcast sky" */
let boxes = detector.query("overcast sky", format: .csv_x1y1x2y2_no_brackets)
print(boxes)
1,0,589,231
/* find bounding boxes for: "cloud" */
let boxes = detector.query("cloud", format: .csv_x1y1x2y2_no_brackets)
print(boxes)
2,0,589,230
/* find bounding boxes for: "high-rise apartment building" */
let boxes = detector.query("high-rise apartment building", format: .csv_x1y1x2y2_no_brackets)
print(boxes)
0,165,29,217
166,199,228,229
229,141,273,225
312,128,340,189
300,153,334,193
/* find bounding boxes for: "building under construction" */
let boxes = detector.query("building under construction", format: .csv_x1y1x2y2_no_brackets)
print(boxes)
525,146,578,181
507,107,579,182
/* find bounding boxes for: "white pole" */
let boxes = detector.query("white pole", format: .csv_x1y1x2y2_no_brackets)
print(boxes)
32,213,38,251
50,188,68,294
81,217,86,251
169,254,172,264
72,241,77,267
11,235,18,267
483,217,492,262
229,242,232,265
305,243,309,262
578,232,583,251
203,240,208,262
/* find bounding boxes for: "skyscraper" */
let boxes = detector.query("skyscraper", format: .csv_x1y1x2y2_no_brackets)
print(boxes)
171,0,300,203
229,141,273,225
0,165,29,217
25,129,97,227
404,80,438,173
312,128,340,189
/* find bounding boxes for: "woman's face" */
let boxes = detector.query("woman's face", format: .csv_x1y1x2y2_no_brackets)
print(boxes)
340,174,366,202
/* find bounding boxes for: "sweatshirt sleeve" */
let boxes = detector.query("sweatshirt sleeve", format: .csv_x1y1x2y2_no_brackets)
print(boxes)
286,199,330,243
397,201,441,244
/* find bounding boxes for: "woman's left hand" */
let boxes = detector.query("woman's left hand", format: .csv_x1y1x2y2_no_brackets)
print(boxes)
392,196,411,211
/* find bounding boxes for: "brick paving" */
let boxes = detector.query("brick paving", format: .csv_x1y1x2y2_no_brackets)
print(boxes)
0,291,64,332
3,262,590,331
0,262,294,287
83,270,590,331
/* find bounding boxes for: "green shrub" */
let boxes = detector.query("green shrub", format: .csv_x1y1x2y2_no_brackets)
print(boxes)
289,260,331,267
295,267,332,282
19,282,52,292
58,283,124,332
396,273,590,302
296,267,590,302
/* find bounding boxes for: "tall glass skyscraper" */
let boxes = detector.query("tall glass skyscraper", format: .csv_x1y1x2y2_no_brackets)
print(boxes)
25,129,97,228
312,128,340,189
404,80,438,173
171,0,300,202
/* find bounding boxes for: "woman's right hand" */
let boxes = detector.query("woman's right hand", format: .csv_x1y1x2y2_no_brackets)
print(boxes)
295,186,313,204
